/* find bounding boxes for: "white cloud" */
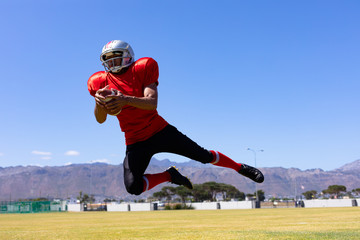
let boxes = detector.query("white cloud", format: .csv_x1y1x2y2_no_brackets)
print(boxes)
65,150,80,156
0,152,3,157
90,159,110,164
41,156,52,160
65,162,73,166
32,150,52,156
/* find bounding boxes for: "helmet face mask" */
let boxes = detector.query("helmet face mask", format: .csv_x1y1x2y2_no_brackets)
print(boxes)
100,40,135,73
102,55,131,73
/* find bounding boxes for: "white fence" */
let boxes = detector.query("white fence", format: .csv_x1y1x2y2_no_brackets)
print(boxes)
67,201,256,212
66,199,359,212
107,203,130,212
188,202,219,210
188,201,255,210
219,201,255,209
67,203,81,212
303,199,358,208
129,203,152,211
106,202,155,212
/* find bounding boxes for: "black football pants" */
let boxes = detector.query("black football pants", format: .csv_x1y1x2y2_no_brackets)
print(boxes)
123,124,213,195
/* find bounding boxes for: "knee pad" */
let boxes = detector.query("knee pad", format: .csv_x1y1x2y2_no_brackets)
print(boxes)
125,179,143,196
196,150,213,164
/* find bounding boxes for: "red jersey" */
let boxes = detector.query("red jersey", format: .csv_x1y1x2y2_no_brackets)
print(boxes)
87,57,168,145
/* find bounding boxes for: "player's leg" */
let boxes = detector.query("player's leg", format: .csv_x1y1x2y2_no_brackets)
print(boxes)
143,127,194,190
142,171,171,192
123,141,169,195
154,125,264,183
124,136,191,195
210,151,264,183
152,125,213,163
123,143,151,195
144,166,193,190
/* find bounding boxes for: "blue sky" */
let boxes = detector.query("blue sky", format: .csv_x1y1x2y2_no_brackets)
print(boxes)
0,0,359,171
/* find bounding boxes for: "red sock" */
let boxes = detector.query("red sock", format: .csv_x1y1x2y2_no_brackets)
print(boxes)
210,150,242,172
142,171,171,192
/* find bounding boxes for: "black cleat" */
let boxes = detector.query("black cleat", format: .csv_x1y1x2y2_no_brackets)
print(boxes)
238,164,264,183
166,166,193,189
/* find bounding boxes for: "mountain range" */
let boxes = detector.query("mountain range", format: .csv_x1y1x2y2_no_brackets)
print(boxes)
1,158,360,201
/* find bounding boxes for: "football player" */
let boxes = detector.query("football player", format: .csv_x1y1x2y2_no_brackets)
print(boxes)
88,40,264,195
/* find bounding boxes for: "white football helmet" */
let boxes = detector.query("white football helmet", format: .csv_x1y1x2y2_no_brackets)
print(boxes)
100,40,135,73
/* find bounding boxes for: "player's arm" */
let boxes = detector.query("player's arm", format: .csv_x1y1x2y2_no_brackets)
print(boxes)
94,87,110,124
106,83,158,111
126,82,158,110
94,102,107,124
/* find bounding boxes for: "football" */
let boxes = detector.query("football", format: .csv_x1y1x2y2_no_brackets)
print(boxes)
97,88,122,115
99,89,117,102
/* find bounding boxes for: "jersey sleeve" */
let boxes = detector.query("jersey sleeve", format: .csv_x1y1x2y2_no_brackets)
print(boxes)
87,71,107,97
144,58,159,87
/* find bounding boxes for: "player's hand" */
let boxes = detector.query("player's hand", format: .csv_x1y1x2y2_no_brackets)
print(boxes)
95,85,110,108
104,90,128,114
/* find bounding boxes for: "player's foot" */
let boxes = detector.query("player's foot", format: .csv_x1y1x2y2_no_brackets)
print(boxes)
166,166,193,189
238,164,264,183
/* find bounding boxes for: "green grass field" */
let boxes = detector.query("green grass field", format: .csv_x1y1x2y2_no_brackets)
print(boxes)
1,207,360,240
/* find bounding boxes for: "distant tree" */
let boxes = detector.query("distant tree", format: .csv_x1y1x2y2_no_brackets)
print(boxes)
246,190,265,201
246,193,255,200
175,186,192,203
220,184,245,201
153,186,177,202
153,182,246,202
192,184,212,202
163,186,177,202
85,194,95,203
255,190,265,201
352,188,360,196
323,185,347,199
268,197,281,202
202,182,222,201
77,191,95,204
77,191,84,203
303,190,317,200
153,191,167,201
231,188,245,201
